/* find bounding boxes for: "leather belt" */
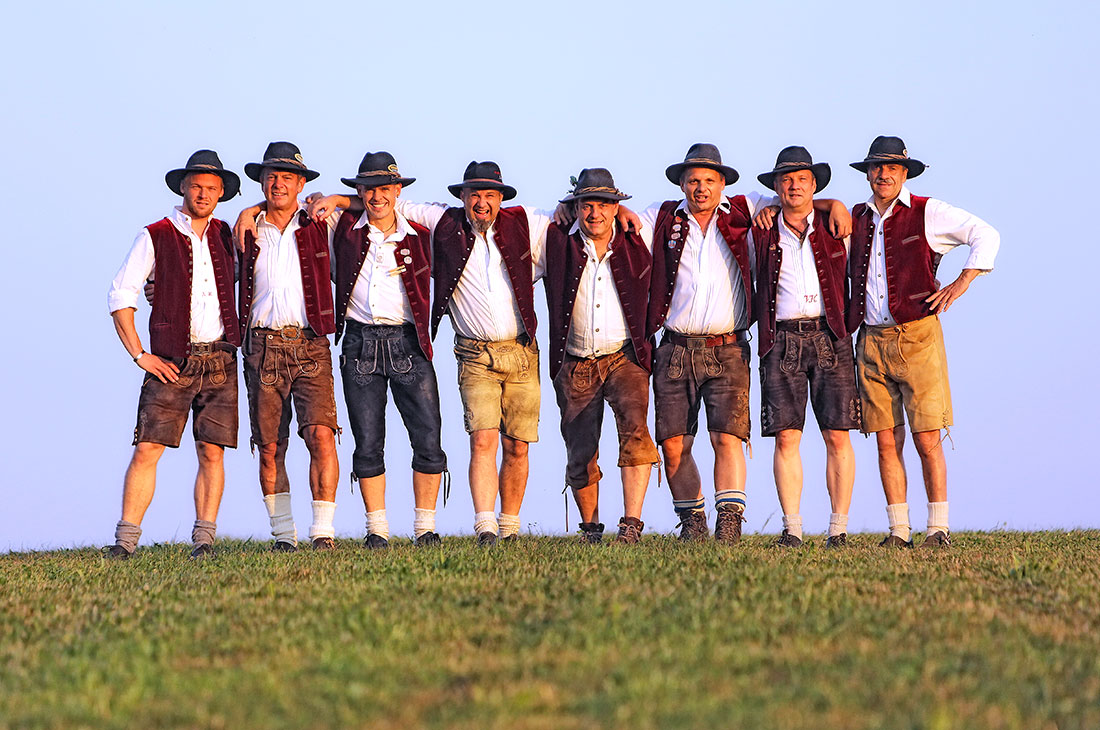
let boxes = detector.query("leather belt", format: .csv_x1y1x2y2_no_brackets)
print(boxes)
776,317,827,333
252,325,318,341
663,330,749,349
187,340,233,355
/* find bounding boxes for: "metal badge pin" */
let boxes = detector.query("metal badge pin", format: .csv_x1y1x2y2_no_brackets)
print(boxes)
403,256,413,264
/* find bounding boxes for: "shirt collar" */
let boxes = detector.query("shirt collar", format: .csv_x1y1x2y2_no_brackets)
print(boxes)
353,209,413,240
169,206,196,237
676,196,732,215
779,209,815,243
569,219,618,254
865,186,912,217
256,203,306,228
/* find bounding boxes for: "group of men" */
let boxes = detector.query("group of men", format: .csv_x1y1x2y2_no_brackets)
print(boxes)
105,136,998,558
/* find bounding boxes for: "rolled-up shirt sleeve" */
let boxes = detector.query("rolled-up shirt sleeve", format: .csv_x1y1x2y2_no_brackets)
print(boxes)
395,200,449,234
524,207,553,281
107,228,155,314
925,198,1000,272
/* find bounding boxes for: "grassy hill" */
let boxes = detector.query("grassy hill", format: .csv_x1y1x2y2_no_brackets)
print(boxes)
1,531,1098,729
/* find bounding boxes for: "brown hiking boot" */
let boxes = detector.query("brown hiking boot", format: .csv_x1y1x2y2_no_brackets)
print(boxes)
312,536,336,551
714,506,744,545
919,531,951,549
677,509,709,542
879,534,913,548
189,543,215,560
577,522,604,544
774,529,803,548
613,517,644,544
825,533,848,549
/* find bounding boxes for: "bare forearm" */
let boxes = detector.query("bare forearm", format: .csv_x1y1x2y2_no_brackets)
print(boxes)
111,308,144,358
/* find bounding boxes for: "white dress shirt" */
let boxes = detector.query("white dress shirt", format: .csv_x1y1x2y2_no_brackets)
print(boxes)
863,187,1000,326
108,206,226,343
346,210,416,326
397,201,551,341
249,204,338,329
774,210,829,320
565,220,631,358
638,193,771,335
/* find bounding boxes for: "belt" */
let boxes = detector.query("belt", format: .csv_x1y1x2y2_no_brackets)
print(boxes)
187,340,233,355
252,325,318,341
663,330,749,349
776,317,828,333
455,332,532,347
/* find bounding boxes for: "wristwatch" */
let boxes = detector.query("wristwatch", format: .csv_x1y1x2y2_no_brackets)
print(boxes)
133,350,146,363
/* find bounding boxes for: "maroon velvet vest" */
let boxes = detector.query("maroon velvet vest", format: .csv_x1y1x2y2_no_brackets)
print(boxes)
543,223,653,377
239,210,336,337
146,217,240,359
752,209,849,357
847,195,940,331
430,206,537,340
645,196,755,339
332,211,434,359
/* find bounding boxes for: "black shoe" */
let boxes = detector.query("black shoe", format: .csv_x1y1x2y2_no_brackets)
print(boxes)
416,531,442,547
774,529,803,548
714,506,744,545
825,533,848,549
189,543,215,560
500,534,519,543
312,536,336,551
576,522,605,545
476,531,498,547
879,534,913,548
103,544,132,560
364,534,390,550
271,540,298,553
613,517,644,544
677,510,709,542
920,531,951,549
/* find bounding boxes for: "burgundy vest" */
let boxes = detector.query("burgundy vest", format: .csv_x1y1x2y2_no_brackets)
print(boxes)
146,217,240,359
430,206,537,340
646,196,755,339
239,210,336,337
543,223,653,377
332,211,434,359
847,195,940,331
752,209,849,357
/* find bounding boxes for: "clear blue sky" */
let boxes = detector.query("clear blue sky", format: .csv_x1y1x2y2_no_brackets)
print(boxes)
2,0,1096,551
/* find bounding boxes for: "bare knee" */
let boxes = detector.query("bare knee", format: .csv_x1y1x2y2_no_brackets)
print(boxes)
775,430,802,454
195,442,225,466
302,426,336,455
661,436,687,468
912,430,943,459
130,442,165,467
470,429,499,456
258,442,280,467
501,436,528,461
709,432,742,453
821,429,851,454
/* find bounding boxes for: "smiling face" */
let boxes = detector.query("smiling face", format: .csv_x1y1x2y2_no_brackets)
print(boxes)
866,162,908,205
461,188,503,234
679,167,726,215
358,183,402,224
180,172,224,219
574,198,618,241
261,168,306,213
775,169,817,212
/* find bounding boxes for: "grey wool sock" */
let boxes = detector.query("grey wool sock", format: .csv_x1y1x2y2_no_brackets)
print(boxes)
114,520,142,554
192,519,217,547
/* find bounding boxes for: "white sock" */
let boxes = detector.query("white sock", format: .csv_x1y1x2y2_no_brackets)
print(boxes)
309,500,336,540
498,513,520,539
413,508,436,538
474,511,498,536
264,493,297,545
828,512,848,538
927,501,949,536
366,509,390,541
886,502,911,542
782,514,803,540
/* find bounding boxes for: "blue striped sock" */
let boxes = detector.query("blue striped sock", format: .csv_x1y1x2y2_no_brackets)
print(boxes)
715,490,746,512
673,497,705,516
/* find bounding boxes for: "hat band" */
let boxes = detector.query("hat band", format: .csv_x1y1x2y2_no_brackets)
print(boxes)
682,157,722,166
774,161,813,170
462,177,505,185
191,163,220,171
867,153,911,161
572,186,625,196
263,157,307,169
357,170,399,177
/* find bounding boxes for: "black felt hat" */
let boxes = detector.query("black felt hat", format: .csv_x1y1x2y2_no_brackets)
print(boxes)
164,150,240,202
341,151,415,189
664,143,739,185
244,141,320,182
447,161,517,201
559,168,631,204
757,146,831,192
850,135,926,178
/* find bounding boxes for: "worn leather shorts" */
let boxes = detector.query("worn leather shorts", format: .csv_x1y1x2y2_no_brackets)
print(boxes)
133,343,238,448
453,335,540,442
652,335,752,442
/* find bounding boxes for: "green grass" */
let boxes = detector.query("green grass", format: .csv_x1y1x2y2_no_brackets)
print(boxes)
1,532,1098,729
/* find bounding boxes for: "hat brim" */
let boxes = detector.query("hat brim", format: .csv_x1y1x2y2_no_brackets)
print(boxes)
665,161,739,186
165,168,241,202
559,191,631,204
244,162,321,183
849,158,925,178
447,182,518,201
341,176,415,189
756,163,831,192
